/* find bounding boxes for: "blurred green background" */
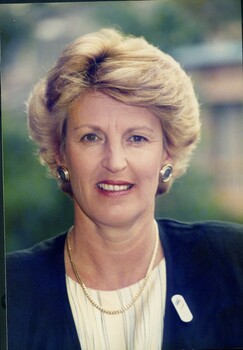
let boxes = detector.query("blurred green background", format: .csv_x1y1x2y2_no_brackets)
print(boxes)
1,0,242,252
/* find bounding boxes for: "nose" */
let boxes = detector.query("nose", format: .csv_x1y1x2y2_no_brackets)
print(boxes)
101,140,127,173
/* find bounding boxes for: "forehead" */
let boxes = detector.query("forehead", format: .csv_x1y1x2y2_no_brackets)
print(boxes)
69,91,161,129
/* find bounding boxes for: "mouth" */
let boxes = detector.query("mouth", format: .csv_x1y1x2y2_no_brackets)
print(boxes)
96,182,134,192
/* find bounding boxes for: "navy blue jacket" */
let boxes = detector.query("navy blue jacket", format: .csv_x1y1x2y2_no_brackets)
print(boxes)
6,219,243,349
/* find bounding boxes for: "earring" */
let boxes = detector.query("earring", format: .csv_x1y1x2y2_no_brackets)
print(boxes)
160,164,173,183
56,166,70,183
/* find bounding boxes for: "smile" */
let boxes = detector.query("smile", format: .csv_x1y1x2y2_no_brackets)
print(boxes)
97,183,134,192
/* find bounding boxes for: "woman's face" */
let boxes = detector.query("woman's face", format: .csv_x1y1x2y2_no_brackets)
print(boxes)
62,92,169,228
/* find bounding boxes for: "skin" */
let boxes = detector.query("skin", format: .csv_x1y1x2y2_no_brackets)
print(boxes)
58,92,171,290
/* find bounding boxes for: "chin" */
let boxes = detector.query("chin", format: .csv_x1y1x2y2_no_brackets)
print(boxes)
93,206,150,229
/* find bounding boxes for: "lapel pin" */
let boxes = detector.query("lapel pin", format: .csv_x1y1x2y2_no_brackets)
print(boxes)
171,294,193,323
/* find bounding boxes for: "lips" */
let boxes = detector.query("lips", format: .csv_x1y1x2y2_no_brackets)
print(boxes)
96,181,134,192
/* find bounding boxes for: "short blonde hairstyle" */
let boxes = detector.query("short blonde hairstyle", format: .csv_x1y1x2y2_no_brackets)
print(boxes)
28,28,200,195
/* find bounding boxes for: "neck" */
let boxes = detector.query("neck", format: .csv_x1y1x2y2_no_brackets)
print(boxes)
65,213,163,291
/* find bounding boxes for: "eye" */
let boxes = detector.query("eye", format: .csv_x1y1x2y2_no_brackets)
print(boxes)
129,135,148,143
81,133,100,143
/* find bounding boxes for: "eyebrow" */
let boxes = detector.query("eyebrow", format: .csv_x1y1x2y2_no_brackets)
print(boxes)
125,126,155,134
72,124,102,132
73,124,155,133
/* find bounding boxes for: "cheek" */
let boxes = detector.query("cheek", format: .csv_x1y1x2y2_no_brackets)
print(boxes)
137,153,162,183
64,151,89,185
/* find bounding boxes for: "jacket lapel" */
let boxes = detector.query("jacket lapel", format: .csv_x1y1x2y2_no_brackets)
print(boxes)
158,220,213,349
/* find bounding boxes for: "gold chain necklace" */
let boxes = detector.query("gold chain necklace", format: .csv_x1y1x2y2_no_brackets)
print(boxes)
66,222,159,315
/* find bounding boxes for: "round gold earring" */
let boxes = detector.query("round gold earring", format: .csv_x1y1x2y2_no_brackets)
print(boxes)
56,166,70,183
160,164,173,183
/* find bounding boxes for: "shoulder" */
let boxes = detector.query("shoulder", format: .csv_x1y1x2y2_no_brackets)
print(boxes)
157,218,243,261
157,217,243,239
6,232,67,280
157,217,243,235
6,232,72,348
6,232,68,314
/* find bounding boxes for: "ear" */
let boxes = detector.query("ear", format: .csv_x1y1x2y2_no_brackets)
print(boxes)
161,150,173,168
55,153,62,166
55,151,67,167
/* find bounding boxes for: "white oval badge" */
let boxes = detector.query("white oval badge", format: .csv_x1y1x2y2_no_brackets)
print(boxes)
171,294,193,323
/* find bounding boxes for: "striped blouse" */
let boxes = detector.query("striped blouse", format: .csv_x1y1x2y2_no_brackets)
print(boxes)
66,259,166,350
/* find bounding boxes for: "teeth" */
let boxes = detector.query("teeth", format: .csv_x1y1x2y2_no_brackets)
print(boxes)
98,183,132,191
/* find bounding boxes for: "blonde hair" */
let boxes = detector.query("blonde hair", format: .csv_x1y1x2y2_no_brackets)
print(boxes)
28,28,200,195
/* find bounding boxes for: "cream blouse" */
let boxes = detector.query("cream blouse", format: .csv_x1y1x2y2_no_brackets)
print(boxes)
66,259,166,350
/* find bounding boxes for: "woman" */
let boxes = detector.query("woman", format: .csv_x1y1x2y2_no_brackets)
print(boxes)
7,28,243,350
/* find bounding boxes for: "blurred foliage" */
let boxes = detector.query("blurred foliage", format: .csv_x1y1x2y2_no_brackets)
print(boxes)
0,0,241,62
3,114,73,252
1,0,242,251
155,170,241,224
